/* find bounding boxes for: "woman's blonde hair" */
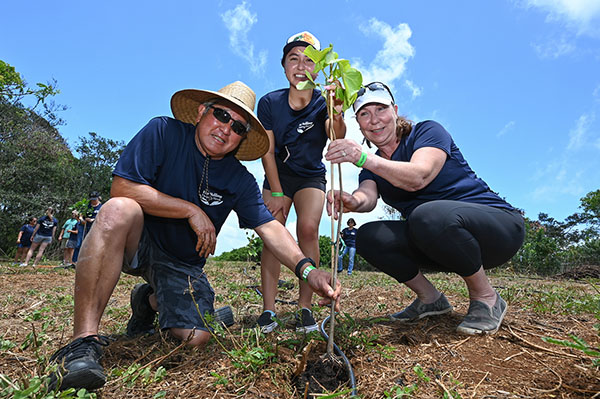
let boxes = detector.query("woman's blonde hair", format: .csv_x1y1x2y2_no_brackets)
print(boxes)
395,115,414,140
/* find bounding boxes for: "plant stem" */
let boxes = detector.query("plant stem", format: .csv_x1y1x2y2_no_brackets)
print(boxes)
324,70,343,357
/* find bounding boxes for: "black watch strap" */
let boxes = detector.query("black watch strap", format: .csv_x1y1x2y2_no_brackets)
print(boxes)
294,257,316,280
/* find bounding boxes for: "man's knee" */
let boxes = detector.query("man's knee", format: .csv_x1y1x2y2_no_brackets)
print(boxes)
169,328,211,347
94,197,144,231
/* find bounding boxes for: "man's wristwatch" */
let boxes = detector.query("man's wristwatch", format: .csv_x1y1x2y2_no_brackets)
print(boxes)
294,257,316,282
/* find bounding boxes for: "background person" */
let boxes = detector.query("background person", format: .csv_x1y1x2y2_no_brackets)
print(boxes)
325,81,525,335
22,207,58,267
84,191,103,236
256,31,346,333
337,218,357,275
71,213,86,264
59,210,79,265
48,81,342,392
15,216,37,264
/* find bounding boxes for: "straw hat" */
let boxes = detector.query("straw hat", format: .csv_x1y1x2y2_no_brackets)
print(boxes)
170,81,269,161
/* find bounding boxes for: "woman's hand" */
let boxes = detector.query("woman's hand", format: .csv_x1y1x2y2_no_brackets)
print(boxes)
264,195,287,218
326,189,360,220
325,139,363,165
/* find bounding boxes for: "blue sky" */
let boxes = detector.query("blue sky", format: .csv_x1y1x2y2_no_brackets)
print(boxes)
3,0,600,255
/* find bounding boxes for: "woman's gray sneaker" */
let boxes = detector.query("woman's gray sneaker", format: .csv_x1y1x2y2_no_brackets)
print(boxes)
389,293,453,322
456,292,507,335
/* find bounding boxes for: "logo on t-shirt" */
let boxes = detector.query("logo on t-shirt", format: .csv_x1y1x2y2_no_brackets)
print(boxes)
40,218,54,230
200,189,223,206
297,121,314,134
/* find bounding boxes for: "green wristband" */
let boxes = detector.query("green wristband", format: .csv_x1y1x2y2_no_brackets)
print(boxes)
302,265,316,282
271,192,284,197
355,151,367,167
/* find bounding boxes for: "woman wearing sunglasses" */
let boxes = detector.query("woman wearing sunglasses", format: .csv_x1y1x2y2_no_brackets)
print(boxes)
256,31,346,333
325,82,524,335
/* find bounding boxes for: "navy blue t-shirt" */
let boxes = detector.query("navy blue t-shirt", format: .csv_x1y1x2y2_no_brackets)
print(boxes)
341,227,357,248
359,120,514,218
37,215,58,237
257,88,328,177
19,224,35,245
113,116,274,267
84,202,103,234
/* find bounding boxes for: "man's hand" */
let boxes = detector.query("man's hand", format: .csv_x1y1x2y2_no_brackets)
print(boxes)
187,210,216,258
306,269,342,311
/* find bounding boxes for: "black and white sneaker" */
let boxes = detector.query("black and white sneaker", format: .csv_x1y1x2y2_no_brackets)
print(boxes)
295,308,318,333
126,283,157,337
256,310,279,333
48,335,110,391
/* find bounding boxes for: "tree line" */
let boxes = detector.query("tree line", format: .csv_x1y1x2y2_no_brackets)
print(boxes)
0,60,124,259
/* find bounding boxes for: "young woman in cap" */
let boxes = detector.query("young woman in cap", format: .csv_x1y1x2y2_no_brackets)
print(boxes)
325,82,525,335
256,31,346,333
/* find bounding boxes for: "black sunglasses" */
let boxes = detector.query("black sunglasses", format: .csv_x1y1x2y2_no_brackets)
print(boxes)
356,81,395,103
209,105,249,136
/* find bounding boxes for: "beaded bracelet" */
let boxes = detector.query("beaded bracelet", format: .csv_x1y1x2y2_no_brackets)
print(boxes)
271,192,284,197
355,151,367,167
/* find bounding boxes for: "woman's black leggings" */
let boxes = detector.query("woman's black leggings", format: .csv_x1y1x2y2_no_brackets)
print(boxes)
356,200,525,283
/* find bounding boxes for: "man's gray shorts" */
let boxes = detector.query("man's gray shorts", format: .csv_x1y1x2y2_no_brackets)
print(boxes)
122,229,215,332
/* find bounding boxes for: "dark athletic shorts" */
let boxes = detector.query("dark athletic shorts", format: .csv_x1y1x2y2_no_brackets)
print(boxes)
263,158,326,198
122,229,215,332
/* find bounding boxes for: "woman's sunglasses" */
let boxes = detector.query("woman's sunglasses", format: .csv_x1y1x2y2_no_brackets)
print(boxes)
356,81,395,103
209,105,249,136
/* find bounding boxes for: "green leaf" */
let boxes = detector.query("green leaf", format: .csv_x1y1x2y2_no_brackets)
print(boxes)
303,45,326,63
341,68,363,97
324,50,338,65
297,81,316,91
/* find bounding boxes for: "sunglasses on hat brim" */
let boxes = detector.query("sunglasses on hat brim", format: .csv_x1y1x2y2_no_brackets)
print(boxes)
356,82,395,103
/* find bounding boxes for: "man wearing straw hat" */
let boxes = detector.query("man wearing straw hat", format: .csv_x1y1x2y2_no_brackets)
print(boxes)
48,81,341,392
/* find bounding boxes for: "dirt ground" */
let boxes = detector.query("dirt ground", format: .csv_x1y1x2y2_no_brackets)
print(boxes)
1,262,599,398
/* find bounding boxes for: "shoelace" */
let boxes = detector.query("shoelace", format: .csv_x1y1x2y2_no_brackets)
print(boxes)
50,335,110,363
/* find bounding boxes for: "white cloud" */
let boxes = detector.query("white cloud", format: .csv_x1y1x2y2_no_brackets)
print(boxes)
532,35,576,58
221,2,267,75
594,84,600,100
497,121,516,137
521,0,600,36
567,112,594,150
353,19,416,91
404,79,422,99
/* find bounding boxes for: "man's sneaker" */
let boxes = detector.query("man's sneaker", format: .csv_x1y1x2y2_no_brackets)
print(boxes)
257,310,279,333
126,283,157,337
295,308,319,333
48,335,110,391
389,293,453,322
457,292,507,335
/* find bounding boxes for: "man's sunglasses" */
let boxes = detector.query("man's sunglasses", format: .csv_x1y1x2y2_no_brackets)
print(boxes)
356,81,395,103
209,105,249,136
